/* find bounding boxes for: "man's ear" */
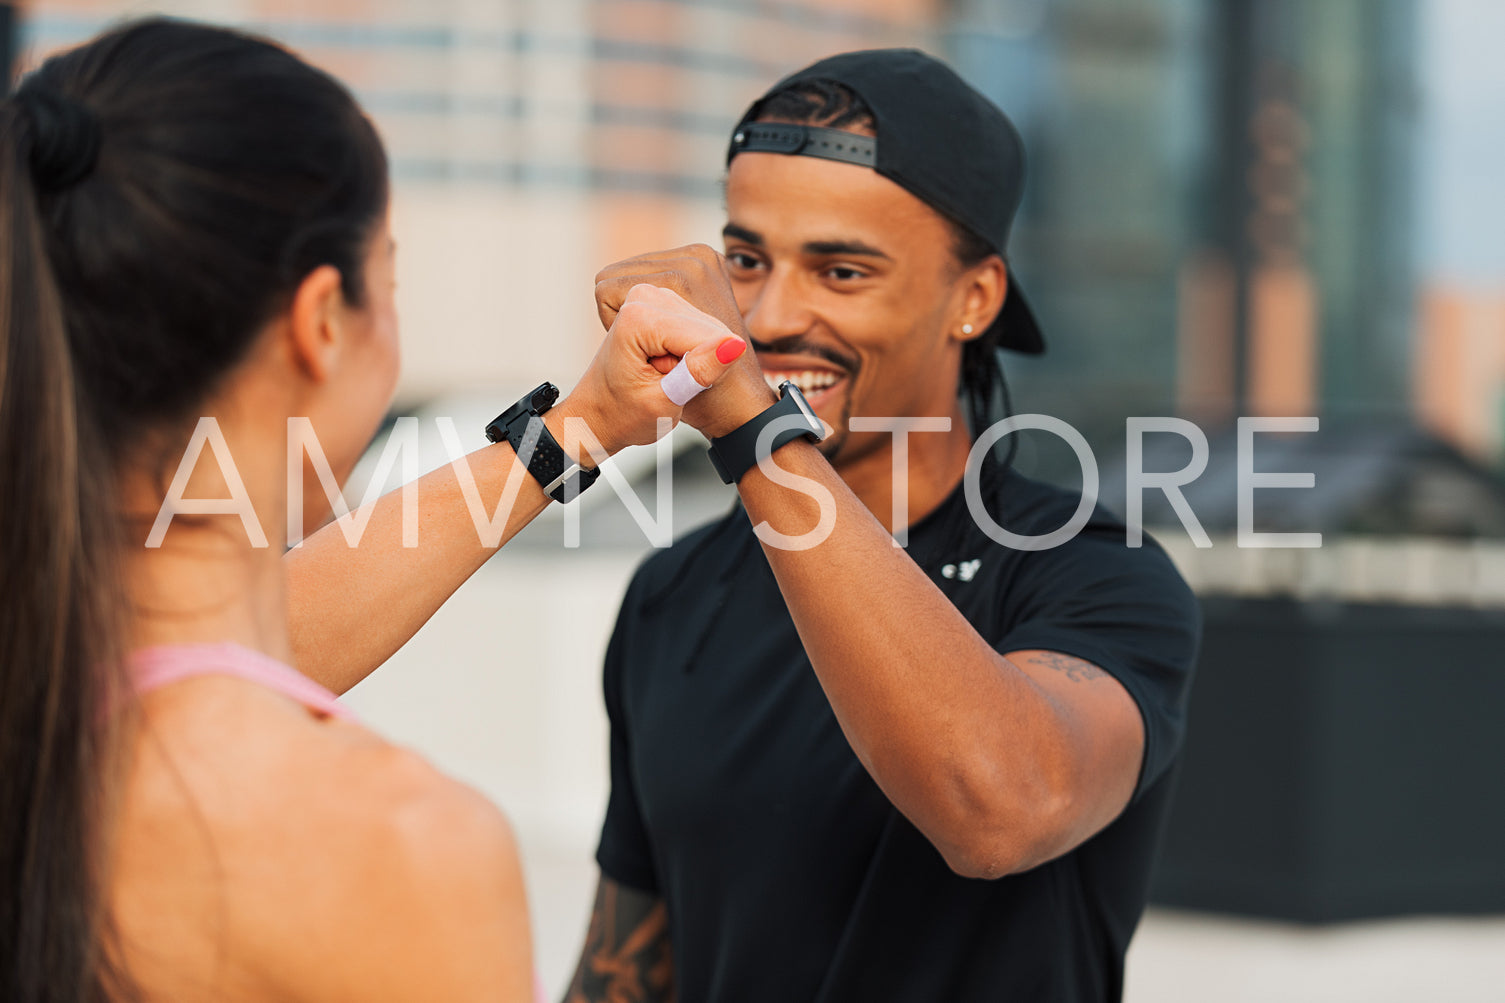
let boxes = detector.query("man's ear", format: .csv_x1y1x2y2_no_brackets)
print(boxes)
287,264,347,383
953,256,1008,344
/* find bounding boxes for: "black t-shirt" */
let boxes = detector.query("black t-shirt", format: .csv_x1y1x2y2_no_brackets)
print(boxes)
596,462,1200,1002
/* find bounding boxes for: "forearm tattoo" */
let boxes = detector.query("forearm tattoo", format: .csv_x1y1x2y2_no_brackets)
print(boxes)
563,880,675,1003
1029,651,1106,683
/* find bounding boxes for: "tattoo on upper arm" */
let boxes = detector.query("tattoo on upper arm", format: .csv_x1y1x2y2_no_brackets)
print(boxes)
563,879,674,1003
1027,651,1106,683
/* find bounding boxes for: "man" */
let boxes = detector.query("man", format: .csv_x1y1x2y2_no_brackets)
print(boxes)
564,49,1199,1003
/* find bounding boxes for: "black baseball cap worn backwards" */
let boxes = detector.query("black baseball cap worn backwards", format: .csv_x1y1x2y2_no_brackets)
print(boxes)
727,48,1044,355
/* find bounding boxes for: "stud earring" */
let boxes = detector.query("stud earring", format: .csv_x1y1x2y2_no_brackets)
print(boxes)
962,323,974,335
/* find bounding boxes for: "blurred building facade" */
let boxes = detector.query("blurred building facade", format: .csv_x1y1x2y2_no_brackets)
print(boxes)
12,0,1503,471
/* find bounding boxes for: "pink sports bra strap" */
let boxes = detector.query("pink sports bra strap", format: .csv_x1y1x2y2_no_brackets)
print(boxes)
127,642,356,722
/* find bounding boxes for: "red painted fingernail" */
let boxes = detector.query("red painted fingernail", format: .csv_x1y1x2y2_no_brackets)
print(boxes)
715,335,746,364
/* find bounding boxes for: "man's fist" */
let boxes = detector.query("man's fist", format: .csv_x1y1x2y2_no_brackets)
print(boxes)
594,244,747,338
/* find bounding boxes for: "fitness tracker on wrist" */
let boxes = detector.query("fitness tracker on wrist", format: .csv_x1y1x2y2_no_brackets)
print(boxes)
484,382,600,503
706,381,827,485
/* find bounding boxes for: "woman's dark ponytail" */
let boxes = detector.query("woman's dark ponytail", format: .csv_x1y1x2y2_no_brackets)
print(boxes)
0,86,128,1003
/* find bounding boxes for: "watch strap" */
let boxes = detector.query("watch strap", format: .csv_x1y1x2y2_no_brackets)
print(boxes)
706,387,822,484
513,415,599,503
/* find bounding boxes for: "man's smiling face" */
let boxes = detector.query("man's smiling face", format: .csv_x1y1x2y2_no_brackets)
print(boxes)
722,146,979,469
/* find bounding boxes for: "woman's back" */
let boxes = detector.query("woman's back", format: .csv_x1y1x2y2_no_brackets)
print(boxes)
111,651,534,1001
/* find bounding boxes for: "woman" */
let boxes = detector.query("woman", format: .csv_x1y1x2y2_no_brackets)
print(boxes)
0,17,742,1001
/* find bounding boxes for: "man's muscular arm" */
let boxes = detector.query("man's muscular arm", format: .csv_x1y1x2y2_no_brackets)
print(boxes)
563,877,674,1003
734,444,1146,878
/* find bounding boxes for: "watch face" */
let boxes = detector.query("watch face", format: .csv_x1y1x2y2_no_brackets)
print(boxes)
779,380,828,442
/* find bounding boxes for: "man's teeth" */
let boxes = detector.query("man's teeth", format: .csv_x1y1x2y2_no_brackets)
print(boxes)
764,371,841,394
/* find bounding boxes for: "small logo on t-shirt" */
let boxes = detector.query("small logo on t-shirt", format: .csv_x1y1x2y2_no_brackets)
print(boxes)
941,559,981,582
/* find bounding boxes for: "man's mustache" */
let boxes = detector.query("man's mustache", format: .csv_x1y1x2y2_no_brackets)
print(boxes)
749,336,860,376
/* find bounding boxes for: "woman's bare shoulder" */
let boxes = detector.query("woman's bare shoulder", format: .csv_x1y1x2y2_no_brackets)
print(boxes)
115,676,534,1001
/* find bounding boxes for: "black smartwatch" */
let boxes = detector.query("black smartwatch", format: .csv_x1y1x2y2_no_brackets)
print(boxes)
706,381,827,485
484,382,600,503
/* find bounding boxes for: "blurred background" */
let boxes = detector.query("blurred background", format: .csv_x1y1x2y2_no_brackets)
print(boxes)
7,1,1504,1000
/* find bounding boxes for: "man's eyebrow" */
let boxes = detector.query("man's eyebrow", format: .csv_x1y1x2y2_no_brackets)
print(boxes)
802,239,891,260
722,223,762,245
722,224,891,261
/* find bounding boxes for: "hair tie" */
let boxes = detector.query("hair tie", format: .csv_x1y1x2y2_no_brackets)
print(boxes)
16,85,102,192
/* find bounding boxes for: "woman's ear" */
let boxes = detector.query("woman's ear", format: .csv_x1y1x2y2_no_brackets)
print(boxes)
953,256,1008,344
286,264,347,383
